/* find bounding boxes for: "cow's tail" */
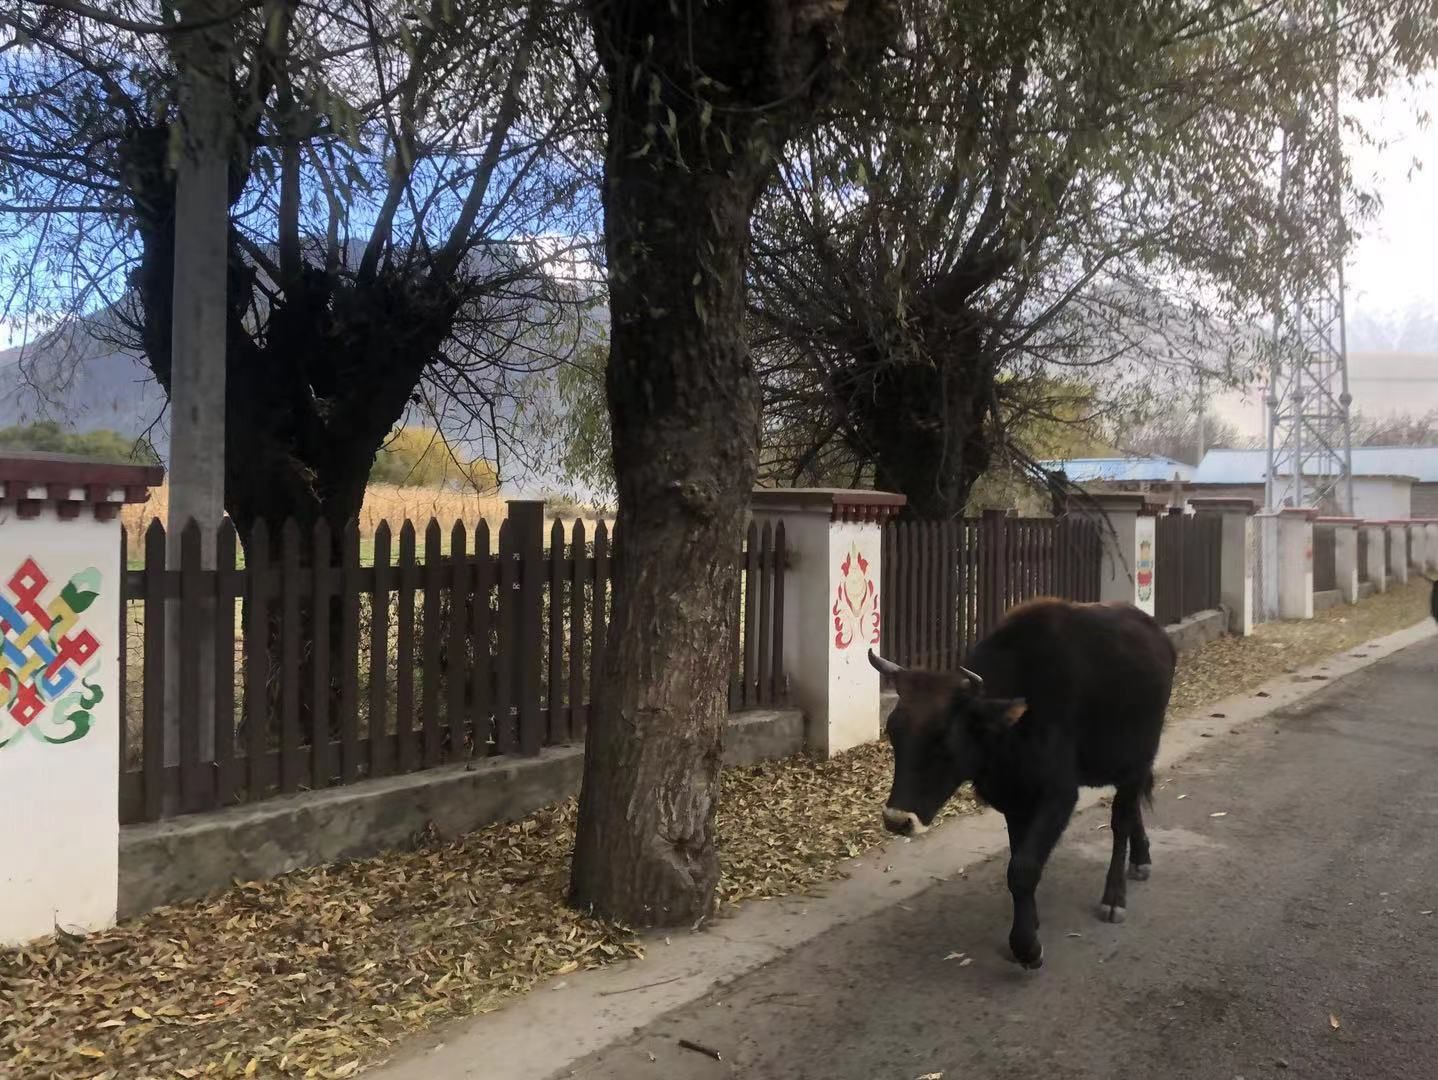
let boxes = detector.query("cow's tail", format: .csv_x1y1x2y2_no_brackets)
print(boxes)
1142,768,1155,810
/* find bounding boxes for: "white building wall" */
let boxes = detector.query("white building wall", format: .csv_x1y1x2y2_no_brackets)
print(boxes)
1349,478,1413,522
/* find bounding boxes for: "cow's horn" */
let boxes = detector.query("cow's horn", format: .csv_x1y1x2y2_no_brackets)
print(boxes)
957,665,985,693
868,650,904,676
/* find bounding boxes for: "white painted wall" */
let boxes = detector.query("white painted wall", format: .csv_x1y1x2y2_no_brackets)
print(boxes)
0,510,121,944
825,520,883,756
752,503,884,758
1351,477,1413,522
1097,508,1156,618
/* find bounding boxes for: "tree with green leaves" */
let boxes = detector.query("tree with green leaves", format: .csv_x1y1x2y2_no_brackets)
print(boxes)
569,0,894,926
747,0,1438,518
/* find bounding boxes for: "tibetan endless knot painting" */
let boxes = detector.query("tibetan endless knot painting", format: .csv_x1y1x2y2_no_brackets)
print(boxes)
0,559,104,748
832,544,880,650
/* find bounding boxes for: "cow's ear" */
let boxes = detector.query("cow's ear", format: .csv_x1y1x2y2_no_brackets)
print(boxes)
1002,699,1028,725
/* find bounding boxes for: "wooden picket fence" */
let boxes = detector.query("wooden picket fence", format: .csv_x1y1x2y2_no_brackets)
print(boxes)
1154,511,1222,627
880,511,1103,672
119,505,786,824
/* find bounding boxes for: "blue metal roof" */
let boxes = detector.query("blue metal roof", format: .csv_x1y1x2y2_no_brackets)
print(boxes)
1193,447,1438,484
1039,456,1194,484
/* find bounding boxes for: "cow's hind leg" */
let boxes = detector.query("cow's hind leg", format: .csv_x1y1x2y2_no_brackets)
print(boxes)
1005,790,1077,970
1128,773,1153,882
1099,780,1143,922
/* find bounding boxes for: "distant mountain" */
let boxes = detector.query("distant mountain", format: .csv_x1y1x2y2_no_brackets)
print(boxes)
0,333,168,456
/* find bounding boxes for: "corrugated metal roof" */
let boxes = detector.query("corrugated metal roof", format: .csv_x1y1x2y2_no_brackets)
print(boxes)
1039,456,1194,483
1193,447,1438,484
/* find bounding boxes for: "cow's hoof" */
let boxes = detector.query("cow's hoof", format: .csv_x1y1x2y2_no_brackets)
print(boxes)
1009,942,1044,970
1097,903,1127,923
1128,862,1152,882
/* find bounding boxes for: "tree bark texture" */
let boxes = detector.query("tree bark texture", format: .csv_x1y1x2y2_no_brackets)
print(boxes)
571,0,894,927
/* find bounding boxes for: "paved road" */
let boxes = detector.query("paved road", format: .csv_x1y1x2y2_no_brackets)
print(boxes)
562,638,1438,1080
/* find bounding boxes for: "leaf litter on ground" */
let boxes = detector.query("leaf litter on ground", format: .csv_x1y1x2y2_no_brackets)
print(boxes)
2,579,1429,1079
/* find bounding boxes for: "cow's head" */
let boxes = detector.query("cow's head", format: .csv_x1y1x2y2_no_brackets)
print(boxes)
869,650,1026,836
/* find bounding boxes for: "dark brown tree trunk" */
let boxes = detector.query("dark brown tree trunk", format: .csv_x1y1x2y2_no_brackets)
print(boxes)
571,0,893,927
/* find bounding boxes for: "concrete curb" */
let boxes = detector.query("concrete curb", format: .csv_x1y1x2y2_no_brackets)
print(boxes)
367,617,1437,1080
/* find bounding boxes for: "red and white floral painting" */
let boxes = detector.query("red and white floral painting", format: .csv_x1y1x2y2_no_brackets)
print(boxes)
832,543,880,650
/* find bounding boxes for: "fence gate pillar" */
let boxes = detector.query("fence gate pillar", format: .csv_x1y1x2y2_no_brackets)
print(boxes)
1190,498,1256,635
750,488,906,758
1365,523,1388,593
1321,517,1361,605
1410,521,1431,575
1277,507,1316,620
1387,522,1410,586
0,453,162,946
1091,494,1160,618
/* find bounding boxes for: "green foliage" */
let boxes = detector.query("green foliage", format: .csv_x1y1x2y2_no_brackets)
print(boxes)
0,421,159,464
369,426,499,491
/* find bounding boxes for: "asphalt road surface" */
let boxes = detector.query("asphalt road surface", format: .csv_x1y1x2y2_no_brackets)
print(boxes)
563,637,1438,1080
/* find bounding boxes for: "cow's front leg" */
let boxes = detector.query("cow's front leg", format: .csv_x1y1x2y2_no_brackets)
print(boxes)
1004,790,1078,970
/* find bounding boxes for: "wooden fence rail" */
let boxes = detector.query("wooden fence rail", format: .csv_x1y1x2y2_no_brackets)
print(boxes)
120,510,786,824
880,512,1102,672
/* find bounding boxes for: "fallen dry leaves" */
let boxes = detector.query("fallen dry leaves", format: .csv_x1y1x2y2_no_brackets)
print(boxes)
2,580,1429,1078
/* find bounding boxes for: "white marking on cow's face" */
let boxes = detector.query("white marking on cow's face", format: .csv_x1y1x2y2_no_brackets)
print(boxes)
882,806,929,835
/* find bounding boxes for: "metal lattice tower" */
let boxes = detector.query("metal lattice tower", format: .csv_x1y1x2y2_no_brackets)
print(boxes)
1264,15,1355,514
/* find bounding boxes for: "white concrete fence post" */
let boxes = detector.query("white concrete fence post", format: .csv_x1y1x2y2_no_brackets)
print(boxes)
1092,494,1160,618
1189,497,1256,635
1321,517,1361,605
0,452,162,946
1365,522,1388,593
1277,507,1316,620
1388,522,1409,586
750,488,906,758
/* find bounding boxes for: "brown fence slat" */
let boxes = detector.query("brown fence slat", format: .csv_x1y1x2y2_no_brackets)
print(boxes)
743,522,759,706
245,520,271,804
514,505,545,755
922,521,937,667
368,522,392,777
548,520,566,742
471,521,494,754
178,521,205,813
757,522,774,704
311,519,334,791
339,522,362,783
773,522,787,700
421,519,444,767
495,520,517,756
881,520,895,660
569,520,587,739
279,519,303,794
141,520,167,821
213,521,238,806
395,521,418,774
449,522,470,760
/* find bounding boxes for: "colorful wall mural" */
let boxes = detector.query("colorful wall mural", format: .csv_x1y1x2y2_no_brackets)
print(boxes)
832,544,880,650
0,559,104,748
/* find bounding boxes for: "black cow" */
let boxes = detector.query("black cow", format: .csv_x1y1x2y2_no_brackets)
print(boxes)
1430,574,1437,624
870,598,1176,970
